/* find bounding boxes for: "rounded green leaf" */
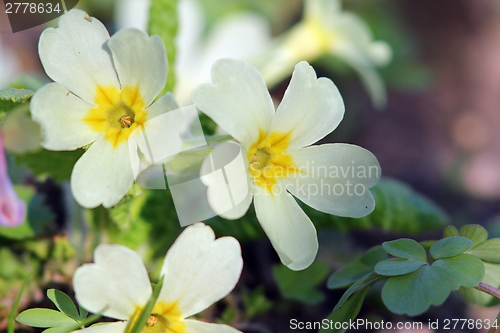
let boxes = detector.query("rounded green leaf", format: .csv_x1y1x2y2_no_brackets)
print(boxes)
375,259,426,276
381,265,453,316
16,309,76,328
460,224,488,247
443,225,459,238
433,254,485,290
382,239,427,262
47,289,80,321
430,237,472,259
328,246,388,289
459,262,500,306
468,239,500,263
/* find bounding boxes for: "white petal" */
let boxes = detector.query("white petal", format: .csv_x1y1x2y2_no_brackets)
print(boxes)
253,189,318,271
73,245,152,320
108,28,167,107
158,223,243,318
146,92,179,120
74,322,128,333
71,137,134,208
30,83,100,151
283,144,380,218
200,141,253,220
185,319,242,333
38,9,119,104
191,59,274,149
272,61,344,150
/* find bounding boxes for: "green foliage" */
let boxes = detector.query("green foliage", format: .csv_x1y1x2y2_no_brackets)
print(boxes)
273,261,330,305
307,178,448,234
148,0,178,94
430,237,472,259
0,88,34,114
242,287,273,319
16,309,77,328
382,238,427,261
375,259,425,276
327,246,387,289
13,149,84,182
46,289,81,321
8,275,31,333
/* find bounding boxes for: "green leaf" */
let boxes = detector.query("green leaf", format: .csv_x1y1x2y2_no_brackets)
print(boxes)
16,309,76,328
319,286,370,333
47,290,80,322
432,254,484,290
333,273,381,311
242,286,272,319
0,88,34,113
128,276,164,333
459,262,500,306
460,224,488,247
148,0,178,94
327,246,387,289
273,261,330,305
430,237,472,259
381,265,453,316
42,311,102,333
382,238,427,262
468,239,500,264
8,275,31,333
419,240,436,254
78,305,88,320
443,225,459,238
13,149,84,182
375,259,426,276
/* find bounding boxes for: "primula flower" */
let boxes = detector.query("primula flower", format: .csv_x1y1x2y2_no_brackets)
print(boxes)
255,0,392,108
74,223,243,333
192,59,380,270
0,132,26,228
31,9,178,208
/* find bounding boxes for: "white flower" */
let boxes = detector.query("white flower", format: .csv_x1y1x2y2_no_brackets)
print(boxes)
30,9,179,208
192,59,380,270
254,0,392,108
73,223,243,333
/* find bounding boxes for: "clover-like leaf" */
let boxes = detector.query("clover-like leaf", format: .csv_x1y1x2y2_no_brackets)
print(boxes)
443,225,459,238
460,224,488,247
375,259,426,276
430,237,472,259
467,239,500,264
432,254,484,290
382,239,427,262
47,290,80,322
327,246,387,289
459,262,500,306
381,265,453,316
320,286,370,333
16,309,76,328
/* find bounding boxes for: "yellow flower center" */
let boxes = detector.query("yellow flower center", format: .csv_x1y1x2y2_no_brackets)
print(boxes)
247,131,298,194
82,85,148,148
128,301,186,333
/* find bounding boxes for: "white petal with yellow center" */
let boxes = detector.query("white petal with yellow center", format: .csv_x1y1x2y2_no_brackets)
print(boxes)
282,143,381,218
108,28,167,107
158,223,243,318
38,9,119,104
30,83,98,151
254,189,318,271
272,61,344,150
73,245,152,321
191,59,274,148
70,136,134,208
73,321,128,333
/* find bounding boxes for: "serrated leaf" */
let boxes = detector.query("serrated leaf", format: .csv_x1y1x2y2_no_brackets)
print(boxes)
430,237,472,259
467,239,500,264
148,0,178,94
0,88,34,113
14,149,83,182
443,225,459,238
319,286,370,333
432,254,484,290
375,259,426,276
381,265,453,316
16,309,76,328
47,290,80,322
459,262,500,306
382,239,427,262
327,246,387,289
460,224,488,247
273,261,330,305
